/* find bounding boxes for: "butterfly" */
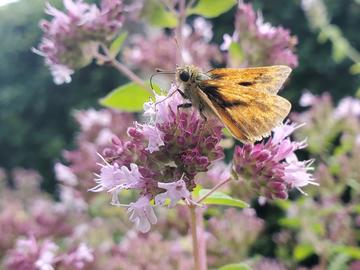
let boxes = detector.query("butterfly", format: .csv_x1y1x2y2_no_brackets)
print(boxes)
175,65,292,144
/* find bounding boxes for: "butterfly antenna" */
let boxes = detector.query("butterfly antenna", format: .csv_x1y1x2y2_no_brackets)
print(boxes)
149,68,176,93
154,86,179,107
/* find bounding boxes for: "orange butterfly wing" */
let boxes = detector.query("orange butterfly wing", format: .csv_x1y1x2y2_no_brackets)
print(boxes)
206,65,292,94
197,66,292,143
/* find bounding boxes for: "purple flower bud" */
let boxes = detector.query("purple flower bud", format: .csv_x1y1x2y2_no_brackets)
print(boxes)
196,156,209,166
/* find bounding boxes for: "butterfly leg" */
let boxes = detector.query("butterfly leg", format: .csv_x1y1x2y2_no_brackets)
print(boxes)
199,102,207,122
177,103,192,111
177,89,189,99
176,90,192,111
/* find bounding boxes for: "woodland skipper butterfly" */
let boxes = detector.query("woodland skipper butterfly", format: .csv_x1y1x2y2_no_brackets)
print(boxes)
175,65,292,144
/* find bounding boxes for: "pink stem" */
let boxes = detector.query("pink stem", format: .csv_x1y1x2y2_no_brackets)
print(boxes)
189,205,201,270
197,178,231,204
196,207,208,270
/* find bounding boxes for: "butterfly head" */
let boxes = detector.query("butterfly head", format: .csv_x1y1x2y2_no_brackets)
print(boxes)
176,65,202,84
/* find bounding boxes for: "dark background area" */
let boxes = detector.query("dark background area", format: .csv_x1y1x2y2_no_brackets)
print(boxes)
0,0,359,193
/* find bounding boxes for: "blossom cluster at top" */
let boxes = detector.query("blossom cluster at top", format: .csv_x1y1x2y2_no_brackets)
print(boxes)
33,0,124,84
33,0,301,87
221,2,298,68
123,17,222,72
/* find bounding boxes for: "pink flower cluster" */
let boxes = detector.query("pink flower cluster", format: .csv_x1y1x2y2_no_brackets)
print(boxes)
33,0,124,84
294,92,360,156
91,85,224,232
222,2,298,68
334,96,360,119
233,122,317,199
54,109,133,206
110,232,193,269
207,208,264,266
123,17,222,72
4,237,93,270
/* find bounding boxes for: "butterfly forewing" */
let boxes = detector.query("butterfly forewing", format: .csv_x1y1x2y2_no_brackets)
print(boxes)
206,65,292,94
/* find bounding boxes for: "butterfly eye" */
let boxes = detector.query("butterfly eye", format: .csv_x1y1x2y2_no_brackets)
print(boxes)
179,71,190,82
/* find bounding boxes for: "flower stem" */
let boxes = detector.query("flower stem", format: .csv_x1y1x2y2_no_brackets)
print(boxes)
197,178,231,204
188,204,202,270
189,177,233,269
109,60,152,93
95,44,154,95
175,0,186,65
196,207,207,270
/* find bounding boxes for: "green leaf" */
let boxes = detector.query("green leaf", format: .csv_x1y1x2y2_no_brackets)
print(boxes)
353,204,360,214
109,32,128,58
199,189,249,208
328,254,350,270
149,81,162,95
188,0,237,18
222,127,233,138
311,222,325,235
333,245,360,259
278,217,301,229
192,185,203,198
350,62,360,74
356,87,360,99
348,178,360,192
219,263,252,270
100,82,153,112
293,244,315,261
143,0,177,28
274,199,292,210
229,42,245,66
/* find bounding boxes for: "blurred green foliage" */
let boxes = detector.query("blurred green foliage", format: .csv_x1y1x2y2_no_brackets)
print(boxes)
0,0,359,193
255,0,360,102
